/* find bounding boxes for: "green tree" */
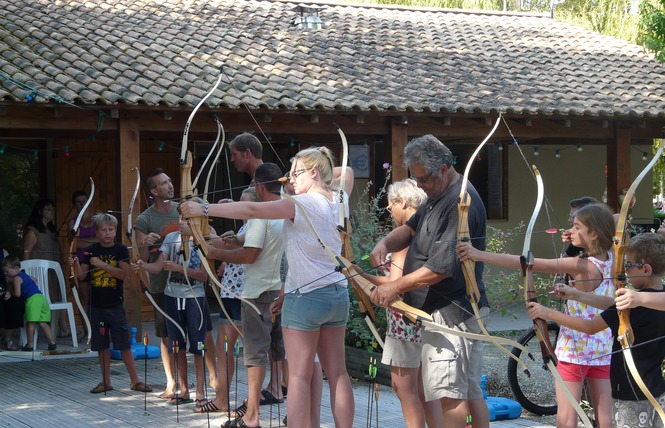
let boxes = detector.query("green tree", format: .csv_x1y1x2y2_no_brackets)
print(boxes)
640,0,665,61
352,0,642,42
0,153,38,256
556,0,640,42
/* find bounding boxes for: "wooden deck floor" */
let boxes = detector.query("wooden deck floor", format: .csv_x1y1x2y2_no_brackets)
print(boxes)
0,322,554,427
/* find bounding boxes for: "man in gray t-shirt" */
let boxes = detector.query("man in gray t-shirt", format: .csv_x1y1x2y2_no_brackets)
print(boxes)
134,169,181,399
370,135,489,427
135,168,218,400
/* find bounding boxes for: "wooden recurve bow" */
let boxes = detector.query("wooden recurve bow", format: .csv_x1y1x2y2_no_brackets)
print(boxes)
612,142,665,425
520,165,593,428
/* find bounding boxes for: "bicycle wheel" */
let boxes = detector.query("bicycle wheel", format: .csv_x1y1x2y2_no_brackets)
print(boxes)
507,321,560,415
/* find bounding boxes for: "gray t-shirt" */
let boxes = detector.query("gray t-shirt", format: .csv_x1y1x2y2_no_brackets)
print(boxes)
404,176,488,315
134,203,180,293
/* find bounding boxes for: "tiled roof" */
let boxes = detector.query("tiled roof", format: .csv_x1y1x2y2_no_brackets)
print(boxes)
2,0,665,118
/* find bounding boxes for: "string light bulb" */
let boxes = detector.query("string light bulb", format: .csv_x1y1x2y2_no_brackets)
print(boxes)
577,144,583,152
0,144,5,155
289,137,295,148
643,152,648,161
555,149,561,159
533,147,540,156
64,146,70,157
33,150,38,159
157,141,165,152
497,143,503,151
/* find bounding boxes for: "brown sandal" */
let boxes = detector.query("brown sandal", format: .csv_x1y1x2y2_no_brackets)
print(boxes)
90,382,113,394
130,382,153,392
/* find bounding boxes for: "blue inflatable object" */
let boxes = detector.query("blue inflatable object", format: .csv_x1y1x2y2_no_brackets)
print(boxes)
482,374,522,421
110,327,160,360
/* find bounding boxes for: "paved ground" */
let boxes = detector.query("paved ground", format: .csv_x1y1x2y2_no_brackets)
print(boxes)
0,307,554,427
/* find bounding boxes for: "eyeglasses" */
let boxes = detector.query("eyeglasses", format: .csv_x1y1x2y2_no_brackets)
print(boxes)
386,201,399,214
290,169,310,180
152,178,172,190
624,260,644,270
409,172,432,185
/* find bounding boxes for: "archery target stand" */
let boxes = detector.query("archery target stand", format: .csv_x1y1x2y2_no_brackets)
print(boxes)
110,327,160,360
482,374,522,421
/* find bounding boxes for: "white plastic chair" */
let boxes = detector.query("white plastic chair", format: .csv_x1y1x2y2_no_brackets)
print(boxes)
19,259,78,348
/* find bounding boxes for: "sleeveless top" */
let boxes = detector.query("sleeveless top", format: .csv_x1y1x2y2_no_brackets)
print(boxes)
78,225,96,239
17,271,41,301
25,225,62,263
555,252,613,366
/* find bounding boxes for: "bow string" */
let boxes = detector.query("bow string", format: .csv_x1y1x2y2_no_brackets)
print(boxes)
127,168,187,340
181,68,260,334
519,164,594,428
334,124,384,348
69,177,94,345
457,114,535,375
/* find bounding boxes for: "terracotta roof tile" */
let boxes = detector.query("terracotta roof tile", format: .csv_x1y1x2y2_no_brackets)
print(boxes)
2,0,665,116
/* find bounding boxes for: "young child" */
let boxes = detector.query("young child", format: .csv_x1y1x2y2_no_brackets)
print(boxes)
70,213,152,394
458,203,616,428
134,218,209,406
1,255,56,351
527,232,665,427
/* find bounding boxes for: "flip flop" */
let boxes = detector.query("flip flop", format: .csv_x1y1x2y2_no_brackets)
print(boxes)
90,382,113,394
259,389,283,405
223,416,262,428
166,396,193,406
230,401,247,418
130,382,153,393
194,400,227,413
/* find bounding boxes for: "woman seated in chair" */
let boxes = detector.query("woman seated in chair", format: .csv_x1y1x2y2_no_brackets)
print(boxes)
23,199,68,337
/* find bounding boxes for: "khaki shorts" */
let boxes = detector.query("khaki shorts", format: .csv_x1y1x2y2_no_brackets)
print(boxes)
420,306,487,401
241,290,285,366
381,336,423,368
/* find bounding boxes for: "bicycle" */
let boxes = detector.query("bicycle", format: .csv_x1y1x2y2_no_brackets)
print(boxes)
507,321,596,425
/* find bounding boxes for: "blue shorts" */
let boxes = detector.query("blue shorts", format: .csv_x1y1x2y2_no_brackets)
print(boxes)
90,304,130,352
164,295,208,355
281,285,349,331
218,298,242,324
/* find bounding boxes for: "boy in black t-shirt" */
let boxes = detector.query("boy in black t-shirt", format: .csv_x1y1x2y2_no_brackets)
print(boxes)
70,213,152,394
528,233,665,427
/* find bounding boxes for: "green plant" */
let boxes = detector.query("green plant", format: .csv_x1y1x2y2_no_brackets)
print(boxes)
346,165,392,351
484,222,560,317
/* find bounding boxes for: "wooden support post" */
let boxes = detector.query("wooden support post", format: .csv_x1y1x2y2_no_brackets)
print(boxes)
607,126,632,211
119,118,143,339
390,119,408,181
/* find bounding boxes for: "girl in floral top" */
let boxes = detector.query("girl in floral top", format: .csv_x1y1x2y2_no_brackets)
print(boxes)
458,203,615,428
